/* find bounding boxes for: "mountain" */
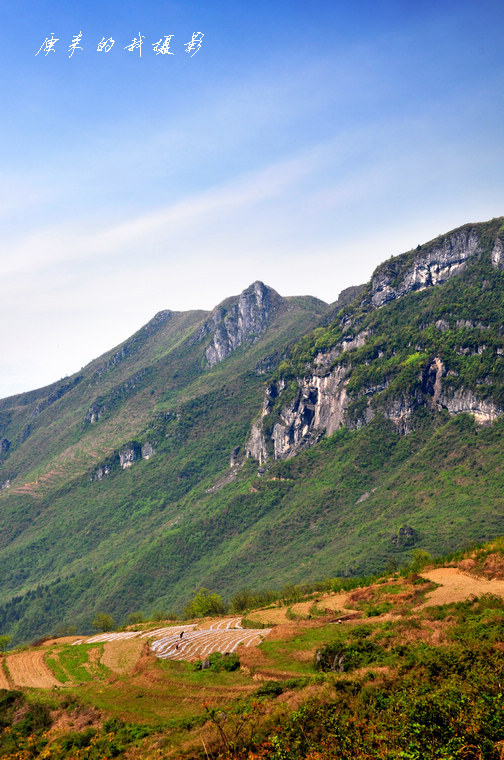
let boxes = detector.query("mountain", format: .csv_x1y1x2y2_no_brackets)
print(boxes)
2,217,504,645
0,282,328,643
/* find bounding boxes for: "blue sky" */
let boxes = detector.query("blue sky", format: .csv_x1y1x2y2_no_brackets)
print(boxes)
1,0,504,397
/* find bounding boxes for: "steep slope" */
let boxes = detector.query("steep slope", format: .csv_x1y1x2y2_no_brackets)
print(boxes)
3,217,504,647
247,218,504,460
0,283,328,644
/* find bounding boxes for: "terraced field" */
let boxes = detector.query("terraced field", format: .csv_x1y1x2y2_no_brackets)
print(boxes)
73,618,270,663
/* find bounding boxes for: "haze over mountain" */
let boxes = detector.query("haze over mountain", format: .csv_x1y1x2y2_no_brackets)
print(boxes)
2,217,504,645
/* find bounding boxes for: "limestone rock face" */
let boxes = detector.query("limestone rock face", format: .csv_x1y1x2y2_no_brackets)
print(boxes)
371,228,480,308
247,342,504,461
90,440,153,480
492,238,504,269
141,443,154,460
197,281,283,368
84,403,104,425
246,365,350,461
437,388,503,423
119,443,142,469
93,464,113,481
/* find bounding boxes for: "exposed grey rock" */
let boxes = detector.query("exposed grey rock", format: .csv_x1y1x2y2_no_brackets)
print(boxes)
391,525,419,549
197,281,283,368
229,446,241,467
371,228,480,308
246,421,269,464
91,464,113,481
119,443,142,469
247,366,348,461
84,403,104,425
381,396,417,434
141,443,154,460
0,478,10,491
491,238,504,269
437,388,503,423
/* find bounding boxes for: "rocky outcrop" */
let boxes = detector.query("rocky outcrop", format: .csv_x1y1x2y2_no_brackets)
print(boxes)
247,366,350,461
84,402,104,425
491,238,504,269
119,443,142,469
90,441,154,480
370,228,481,308
437,388,503,423
246,422,270,464
391,525,419,549
247,350,504,461
93,464,113,481
141,443,154,460
196,282,283,368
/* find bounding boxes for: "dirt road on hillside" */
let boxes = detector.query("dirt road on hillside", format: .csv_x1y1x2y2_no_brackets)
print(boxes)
247,592,351,625
419,567,504,607
7,649,61,688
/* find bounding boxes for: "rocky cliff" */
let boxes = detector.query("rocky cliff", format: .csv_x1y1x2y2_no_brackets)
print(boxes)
196,281,283,367
369,226,481,308
247,219,504,461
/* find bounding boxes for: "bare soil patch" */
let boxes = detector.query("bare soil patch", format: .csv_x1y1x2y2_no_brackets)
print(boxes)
7,649,62,688
419,567,504,607
247,592,352,625
50,705,102,735
101,637,144,674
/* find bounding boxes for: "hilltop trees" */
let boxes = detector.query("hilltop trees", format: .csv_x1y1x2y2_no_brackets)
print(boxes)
183,588,226,619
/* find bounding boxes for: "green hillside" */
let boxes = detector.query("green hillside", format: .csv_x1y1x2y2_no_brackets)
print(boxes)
2,219,504,646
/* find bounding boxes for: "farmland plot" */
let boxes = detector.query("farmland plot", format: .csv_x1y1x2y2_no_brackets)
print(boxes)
73,619,270,662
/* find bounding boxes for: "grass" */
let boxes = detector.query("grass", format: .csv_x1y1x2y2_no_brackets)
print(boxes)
45,643,110,683
5,565,504,758
4,218,504,654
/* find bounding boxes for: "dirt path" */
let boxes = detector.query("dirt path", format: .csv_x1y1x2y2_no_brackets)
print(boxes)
7,649,62,688
248,592,351,625
419,567,504,607
101,637,145,674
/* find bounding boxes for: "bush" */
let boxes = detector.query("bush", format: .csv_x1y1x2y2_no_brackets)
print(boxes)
183,588,226,618
91,612,116,632
193,652,240,672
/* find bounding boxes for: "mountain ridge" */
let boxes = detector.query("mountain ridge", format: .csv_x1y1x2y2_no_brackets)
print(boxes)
2,217,504,645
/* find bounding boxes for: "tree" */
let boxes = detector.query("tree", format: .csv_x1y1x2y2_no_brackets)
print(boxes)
184,588,226,619
91,612,116,632
126,611,144,625
0,635,11,653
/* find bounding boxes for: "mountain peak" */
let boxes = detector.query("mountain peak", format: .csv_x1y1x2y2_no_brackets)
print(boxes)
196,281,283,368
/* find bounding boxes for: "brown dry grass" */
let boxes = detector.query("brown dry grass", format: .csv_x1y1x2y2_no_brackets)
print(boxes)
418,567,504,607
101,637,144,674
247,592,352,625
50,705,103,735
7,649,62,688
